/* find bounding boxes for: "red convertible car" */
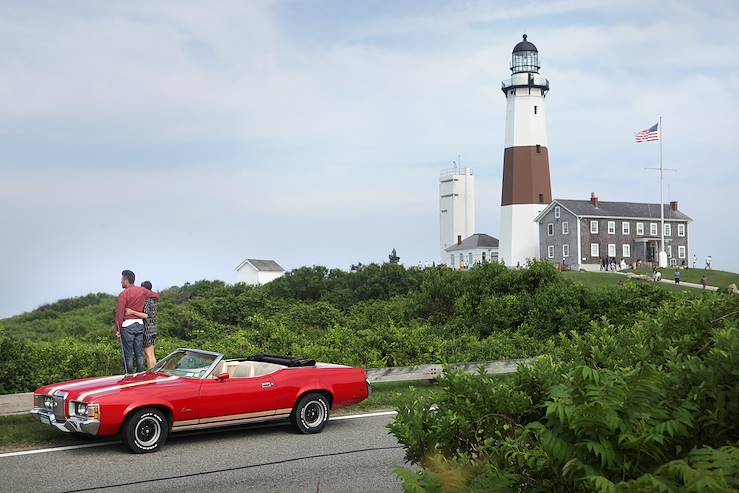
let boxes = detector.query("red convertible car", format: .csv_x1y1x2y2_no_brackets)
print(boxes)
31,349,370,453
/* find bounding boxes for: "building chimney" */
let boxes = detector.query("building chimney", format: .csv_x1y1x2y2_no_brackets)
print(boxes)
457,235,462,245
590,192,599,208
670,201,678,211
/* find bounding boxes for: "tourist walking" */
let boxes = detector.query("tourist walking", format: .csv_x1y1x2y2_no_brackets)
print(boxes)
705,256,712,270
674,270,681,285
692,254,697,268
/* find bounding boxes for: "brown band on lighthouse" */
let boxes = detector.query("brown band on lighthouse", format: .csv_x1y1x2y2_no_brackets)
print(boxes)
501,145,552,206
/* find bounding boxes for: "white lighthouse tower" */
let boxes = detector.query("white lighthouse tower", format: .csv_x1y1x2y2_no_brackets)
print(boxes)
499,34,552,267
439,165,475,266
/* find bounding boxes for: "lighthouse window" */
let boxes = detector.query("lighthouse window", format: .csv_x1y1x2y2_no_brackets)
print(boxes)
538,193,544,203
534,105,538,114
536,144,541,153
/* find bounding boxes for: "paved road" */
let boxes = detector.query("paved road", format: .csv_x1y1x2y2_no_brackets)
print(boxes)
0,413,406,493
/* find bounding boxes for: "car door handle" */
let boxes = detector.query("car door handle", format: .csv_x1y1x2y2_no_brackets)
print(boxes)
261,382,273,388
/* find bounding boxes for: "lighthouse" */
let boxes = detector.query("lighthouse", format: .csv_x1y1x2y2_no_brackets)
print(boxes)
499,34,552,267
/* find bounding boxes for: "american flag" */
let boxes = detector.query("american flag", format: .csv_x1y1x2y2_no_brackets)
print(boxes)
635,123,659,142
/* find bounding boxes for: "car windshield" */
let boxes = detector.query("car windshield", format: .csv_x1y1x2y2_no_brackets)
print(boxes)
151,350,220,379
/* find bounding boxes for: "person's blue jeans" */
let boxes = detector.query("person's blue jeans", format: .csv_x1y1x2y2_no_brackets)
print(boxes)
121,322,145,374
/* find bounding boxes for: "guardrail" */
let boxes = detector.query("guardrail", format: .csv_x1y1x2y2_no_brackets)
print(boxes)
365,358,534,384
0,358,535,416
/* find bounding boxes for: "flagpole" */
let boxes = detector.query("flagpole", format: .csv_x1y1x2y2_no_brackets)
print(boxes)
659,115,665,268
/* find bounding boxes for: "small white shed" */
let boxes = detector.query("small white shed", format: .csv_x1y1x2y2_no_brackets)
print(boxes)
235,259,286,285
445,233,500,269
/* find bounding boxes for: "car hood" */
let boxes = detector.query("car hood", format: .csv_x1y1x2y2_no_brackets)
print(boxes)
37,372,181,402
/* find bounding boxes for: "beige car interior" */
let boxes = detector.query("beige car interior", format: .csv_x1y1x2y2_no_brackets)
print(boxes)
209,360,286,379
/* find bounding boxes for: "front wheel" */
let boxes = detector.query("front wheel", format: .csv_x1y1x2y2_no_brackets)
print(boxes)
291,393,330,434
121,408,169,453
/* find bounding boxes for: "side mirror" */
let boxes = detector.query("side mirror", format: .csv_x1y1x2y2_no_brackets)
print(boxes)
216,373,230,381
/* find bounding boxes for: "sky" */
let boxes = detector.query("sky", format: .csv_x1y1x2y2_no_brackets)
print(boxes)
1,0,738,318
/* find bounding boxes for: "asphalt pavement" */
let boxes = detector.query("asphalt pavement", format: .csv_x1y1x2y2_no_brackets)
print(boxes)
0,413,406,493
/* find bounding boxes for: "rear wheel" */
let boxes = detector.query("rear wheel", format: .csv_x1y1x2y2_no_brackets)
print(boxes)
122,408,169,453
291,393,330,434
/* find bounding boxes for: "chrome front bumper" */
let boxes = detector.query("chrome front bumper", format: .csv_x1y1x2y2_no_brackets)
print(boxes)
30,408,100,435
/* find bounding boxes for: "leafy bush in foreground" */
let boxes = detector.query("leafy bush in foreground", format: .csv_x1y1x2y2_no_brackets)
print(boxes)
389,295,739,492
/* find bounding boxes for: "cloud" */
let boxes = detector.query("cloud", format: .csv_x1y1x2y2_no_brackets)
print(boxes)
0,0,737,317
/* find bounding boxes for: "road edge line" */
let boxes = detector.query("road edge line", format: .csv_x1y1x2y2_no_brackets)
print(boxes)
330,410,397,421
0,440,117,458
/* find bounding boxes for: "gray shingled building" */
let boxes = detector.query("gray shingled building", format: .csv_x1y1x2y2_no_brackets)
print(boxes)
534,193,692,270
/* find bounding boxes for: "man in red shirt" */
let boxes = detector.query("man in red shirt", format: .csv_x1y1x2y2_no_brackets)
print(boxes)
116,270,159,373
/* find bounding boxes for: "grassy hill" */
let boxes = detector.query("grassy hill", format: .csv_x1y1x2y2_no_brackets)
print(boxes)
3,293,117,341
625,267,739,288
561,271,699,293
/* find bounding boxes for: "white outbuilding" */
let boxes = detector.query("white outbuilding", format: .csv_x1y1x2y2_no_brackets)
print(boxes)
235,259,286,285
439,166,475,264
445,233,500,269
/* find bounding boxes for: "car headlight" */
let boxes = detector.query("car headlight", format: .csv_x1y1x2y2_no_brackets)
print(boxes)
74,402,100,419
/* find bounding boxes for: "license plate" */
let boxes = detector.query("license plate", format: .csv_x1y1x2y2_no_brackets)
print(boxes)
40,414,51,425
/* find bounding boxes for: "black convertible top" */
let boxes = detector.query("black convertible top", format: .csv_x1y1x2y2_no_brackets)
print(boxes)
247,354,316,367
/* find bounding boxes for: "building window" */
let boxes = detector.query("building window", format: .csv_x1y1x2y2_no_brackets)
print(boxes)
636,222,644,235
539,193,544,203
622,222,630,235
650,223,658,236
534,105,538,115
547,223,554,236
591,243,599,257
554,206,560,218
607,221,616,234
678,223,685,237
678,245,686,258
590,221,598,234
608,244,616,257
623,244,631,257
562,221,569,234
482,251,486,262
664,223,672,236
563,244,569,258
668,245,672,258
450,255,454,265
548,245,554,258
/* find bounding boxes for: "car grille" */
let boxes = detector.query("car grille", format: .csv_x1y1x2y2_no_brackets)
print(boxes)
53,392,68,421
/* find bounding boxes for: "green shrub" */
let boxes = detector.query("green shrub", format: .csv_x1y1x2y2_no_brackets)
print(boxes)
390,295,739,492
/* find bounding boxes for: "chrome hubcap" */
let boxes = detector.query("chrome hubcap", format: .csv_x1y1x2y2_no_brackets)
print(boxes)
303,401,325,427
135,417,161,446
